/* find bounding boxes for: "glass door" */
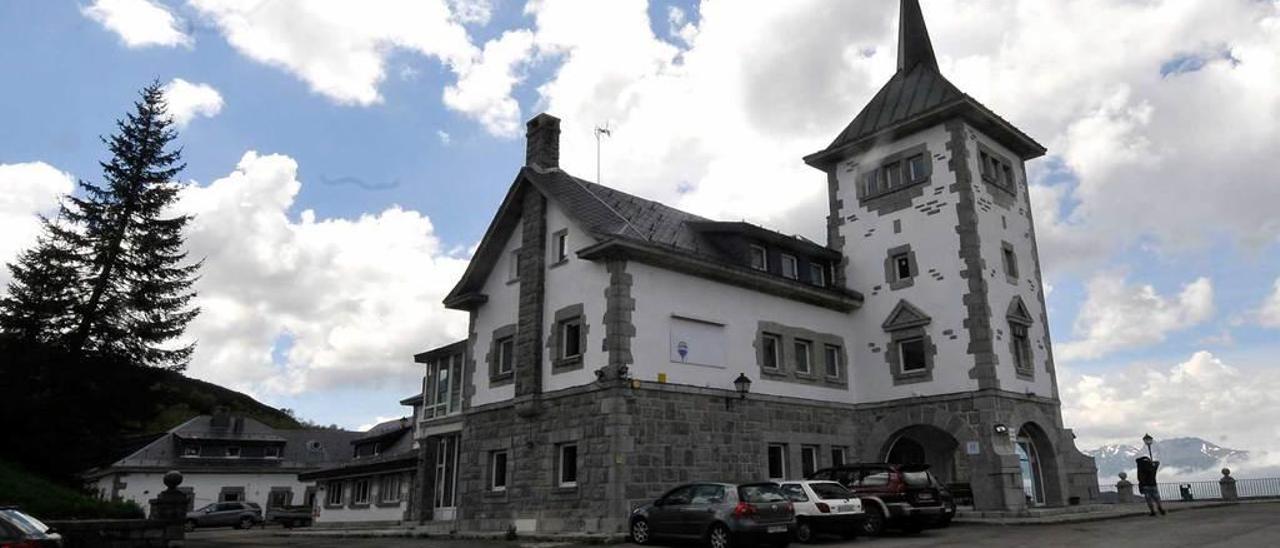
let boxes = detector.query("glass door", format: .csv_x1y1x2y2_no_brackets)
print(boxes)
432,435,459,520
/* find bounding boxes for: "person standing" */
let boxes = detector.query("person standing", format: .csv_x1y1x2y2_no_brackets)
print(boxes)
1136,456,1166,516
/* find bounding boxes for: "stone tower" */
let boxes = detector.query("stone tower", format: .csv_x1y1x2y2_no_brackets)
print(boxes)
804,0,1098,510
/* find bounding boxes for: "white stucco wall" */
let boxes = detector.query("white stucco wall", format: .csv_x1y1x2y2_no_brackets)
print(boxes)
313,474,409,524
541,201,610,392
469,221,523,407
628,262,856,401
966,126,1057,398
834,124,979,402
92,471,315,515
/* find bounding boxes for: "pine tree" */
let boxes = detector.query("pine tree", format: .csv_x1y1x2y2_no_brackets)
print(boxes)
0,82,201,370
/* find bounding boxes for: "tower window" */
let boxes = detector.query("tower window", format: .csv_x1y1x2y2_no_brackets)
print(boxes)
749,245,767,271
894,254,912,280
1001,241,1019,281
809,262,826,287
824,344,841,378
794,339,812,374
552,230,568,264
1012,325,1032,371
907,154,930,182
761,333,781,370
899,338,927,372
780,254,799,280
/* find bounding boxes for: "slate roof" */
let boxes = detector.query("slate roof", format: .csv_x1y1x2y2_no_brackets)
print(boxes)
297,419,418,481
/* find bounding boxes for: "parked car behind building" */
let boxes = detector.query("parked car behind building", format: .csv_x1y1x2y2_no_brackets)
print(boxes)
0,507,62,547
630,482,795,548
777,481,865,542
807,464,951,535
185,501,262,531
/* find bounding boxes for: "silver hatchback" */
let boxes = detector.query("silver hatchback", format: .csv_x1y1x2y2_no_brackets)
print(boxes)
630,483,795,548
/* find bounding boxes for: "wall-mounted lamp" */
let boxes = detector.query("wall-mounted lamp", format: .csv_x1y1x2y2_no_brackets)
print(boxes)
993,423,1008,435
733,373,752,399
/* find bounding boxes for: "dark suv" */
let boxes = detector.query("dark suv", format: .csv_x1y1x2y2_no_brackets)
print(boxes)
185,501,263,531
807,464,953,535
630,483,795,548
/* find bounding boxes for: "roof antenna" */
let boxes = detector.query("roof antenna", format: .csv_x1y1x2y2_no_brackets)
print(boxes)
594,123,612,184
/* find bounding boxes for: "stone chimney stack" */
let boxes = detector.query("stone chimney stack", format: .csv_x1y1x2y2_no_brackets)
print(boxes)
525,113,561,169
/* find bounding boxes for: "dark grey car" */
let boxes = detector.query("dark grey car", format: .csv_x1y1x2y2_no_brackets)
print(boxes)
185,502,262,531
630,483,794,548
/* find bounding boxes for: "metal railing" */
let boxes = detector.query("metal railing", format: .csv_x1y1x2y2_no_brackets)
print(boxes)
1099,477,1280,501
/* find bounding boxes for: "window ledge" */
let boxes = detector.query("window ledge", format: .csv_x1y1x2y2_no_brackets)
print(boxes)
982,174,1018,197
506,278,519,286
549,258,569,269
759,367,787,378
553,356,583,370
860,177,929,202
349,503,371,509
551,485,579,495
374,500,402,508
898,369,929,377
483,490,509,500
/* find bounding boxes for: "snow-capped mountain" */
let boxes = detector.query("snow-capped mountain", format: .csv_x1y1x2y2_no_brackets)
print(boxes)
1084,437,1249,479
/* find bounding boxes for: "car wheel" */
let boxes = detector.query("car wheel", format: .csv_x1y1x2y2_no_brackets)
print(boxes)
630,518,652,545
238,516,254,530
706,523,732,548
861,507,886,537
184,519,197,532
794,520,815,544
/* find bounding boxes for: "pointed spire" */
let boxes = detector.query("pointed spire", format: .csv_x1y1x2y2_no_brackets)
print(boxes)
898,0,939,72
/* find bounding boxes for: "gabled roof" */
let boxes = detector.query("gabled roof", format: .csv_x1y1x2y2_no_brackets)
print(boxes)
444,166,859,310
804,0,1045,167
1007,295,1034,326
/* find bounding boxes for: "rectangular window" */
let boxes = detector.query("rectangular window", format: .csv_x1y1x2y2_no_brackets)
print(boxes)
824,344,841,378
749,245,767,271
884,161,902,189
509,250,521,281
225,447,241,458
1012,325,1032,371
379,474,402,503
183,446,199,457
767,444,787,481
426,355,454,418
809,262,826,287
863,171,879,196
794,339,812,374
1002,246,1019,278
801,446,818,478
326,483,344,506
352,479,370,505
762,333,781,370
907,154,928,182
899,338,927,372
831,447,847,467
560,319,582,359
780,254,798,279
491,450,509,491
496,336,515,375
557,444,578,487
1002,164,1014,188
894,253,912,281
265,446,281,459
554,231,568,263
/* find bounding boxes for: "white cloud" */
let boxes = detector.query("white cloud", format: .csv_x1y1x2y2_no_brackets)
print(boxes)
175,151,470,396
448,0,494,26
188,0,477,106
162,78,224,128
356,415,404,432
437,130,452,145
1062,351,1280,478
443,30,536,137
1254,278,1280,328
1057,273,1214,361
0,162,76,289
82,0,192,48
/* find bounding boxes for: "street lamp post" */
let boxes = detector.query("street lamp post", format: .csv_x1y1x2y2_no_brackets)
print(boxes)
1143,433,1154,459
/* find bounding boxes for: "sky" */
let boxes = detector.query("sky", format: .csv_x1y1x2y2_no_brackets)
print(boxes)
1,0,1279,478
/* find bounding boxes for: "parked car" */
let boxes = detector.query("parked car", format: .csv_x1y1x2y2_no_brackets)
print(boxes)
0,507,62,547
777,481,866,543
185,501,263,531
807,463,952,535
266,505,313,528
630,482,795,548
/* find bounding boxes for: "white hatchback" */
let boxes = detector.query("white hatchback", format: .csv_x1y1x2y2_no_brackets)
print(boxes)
778,480,866,543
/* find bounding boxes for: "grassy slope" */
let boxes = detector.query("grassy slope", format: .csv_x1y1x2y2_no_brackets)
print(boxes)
137,369,302,434
0,460,143,519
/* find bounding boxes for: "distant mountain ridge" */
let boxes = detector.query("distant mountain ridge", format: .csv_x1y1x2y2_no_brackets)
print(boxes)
1084,437,1249,479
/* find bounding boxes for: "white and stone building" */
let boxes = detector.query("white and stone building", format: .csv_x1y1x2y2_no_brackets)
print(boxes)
408,0,1098,533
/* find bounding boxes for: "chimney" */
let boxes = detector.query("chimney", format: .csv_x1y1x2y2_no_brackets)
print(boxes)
525,113,561,169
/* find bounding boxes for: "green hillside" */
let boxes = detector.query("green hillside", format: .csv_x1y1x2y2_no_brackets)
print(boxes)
135,368,302,434
0,460,143,519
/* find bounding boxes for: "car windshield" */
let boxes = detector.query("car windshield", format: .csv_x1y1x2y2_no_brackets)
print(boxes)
738,484,787,503
0,509,46,535
902,471,933,487
196,504,216,512
809,482,855,500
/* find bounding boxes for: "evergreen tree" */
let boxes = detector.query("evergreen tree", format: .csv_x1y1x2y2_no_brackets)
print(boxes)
0,82,201,369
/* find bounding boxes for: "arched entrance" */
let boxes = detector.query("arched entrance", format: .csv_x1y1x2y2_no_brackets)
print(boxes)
1016,422,1062,507
881,425,963,485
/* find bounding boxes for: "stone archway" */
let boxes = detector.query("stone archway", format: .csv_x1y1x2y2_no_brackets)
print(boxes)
881,424,964,484
1017,421,1063,506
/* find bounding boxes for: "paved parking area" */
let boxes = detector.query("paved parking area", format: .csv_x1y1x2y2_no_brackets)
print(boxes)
186,502,1280,547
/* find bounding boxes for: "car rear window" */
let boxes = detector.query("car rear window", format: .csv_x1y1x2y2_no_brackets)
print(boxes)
738,484,787,503
809,482,855,500
901,471,933,487
0,510,45,535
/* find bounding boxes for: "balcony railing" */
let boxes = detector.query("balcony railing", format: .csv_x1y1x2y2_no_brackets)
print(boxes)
1099,477,1280,501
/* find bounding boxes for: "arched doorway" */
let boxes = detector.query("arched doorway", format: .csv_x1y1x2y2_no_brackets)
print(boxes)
1016,422,1061,507
881,425,963,485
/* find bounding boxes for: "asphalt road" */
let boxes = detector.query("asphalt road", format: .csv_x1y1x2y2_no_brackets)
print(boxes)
186,502,1280,547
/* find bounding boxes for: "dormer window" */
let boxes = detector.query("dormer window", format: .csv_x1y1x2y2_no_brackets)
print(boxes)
780,254,799,280
265,446,281,459
183,446,199,457
809,262,826,287
226,447,241,458
749,245,767,271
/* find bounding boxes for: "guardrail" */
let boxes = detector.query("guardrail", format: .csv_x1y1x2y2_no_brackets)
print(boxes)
1099,476,1280,501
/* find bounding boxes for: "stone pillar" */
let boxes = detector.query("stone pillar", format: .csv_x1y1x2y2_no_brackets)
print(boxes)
148,471,187,541
1115,473,1134,503
1219,468,1238,501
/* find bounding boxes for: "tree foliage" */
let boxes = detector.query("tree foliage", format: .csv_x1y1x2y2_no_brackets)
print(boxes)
0,82,200,369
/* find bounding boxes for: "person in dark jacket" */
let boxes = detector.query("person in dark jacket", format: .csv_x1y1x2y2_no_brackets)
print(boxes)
1136,456,1166,516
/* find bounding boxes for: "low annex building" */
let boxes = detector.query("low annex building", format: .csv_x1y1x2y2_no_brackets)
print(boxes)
300,416,419,526
83,411,359,514
408,0,1098,534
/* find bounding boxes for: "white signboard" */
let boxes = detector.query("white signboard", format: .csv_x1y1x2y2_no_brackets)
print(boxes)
966,441,981,455
669,316,727,368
